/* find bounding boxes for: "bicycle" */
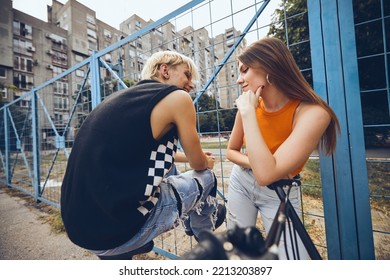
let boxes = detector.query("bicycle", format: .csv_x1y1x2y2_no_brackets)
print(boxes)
183,178,322,260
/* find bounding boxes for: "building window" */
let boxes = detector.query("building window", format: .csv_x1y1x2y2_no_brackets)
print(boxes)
49,34,67,51
0,87,7,99
76,69,85,77
0,67,6,78
13,73,34,90
86,14,95,24
52,50,68,66
137,61,143,72
104,29,112,39
75,55,84,62
13,38,25,53
13,20,32,39
136,39,142,49
54,113,63,125
54,81,68,95
88,40,97,51
19,99,30,108
54,96,69,110
13,39,35,56
87,29,97,39
52,66,66,77
14,56,33,72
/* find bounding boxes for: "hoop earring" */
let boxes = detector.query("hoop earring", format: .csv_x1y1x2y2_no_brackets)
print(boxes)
266,74,271,85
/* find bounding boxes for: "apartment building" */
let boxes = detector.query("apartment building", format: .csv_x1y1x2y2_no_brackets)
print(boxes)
0,0,70,134
119,14,181,81
0,0,246,113
0,0,65,105
0,0,14,104
214,27,246,109
178,26,219,97
48,0,125,120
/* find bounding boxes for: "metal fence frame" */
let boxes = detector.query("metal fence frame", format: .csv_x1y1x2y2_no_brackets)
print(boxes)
0,0,385,259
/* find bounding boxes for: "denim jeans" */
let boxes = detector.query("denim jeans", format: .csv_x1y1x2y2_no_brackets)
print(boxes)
227,164,310,260
91,167,218,257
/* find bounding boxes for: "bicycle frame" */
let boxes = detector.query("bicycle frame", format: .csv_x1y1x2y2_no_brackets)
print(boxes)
265,183,322,260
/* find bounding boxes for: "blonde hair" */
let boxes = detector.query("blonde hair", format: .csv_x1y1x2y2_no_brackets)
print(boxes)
141,50,199,81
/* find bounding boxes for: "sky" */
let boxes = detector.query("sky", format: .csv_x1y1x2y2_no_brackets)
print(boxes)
12,0,280,43
12,0,193,28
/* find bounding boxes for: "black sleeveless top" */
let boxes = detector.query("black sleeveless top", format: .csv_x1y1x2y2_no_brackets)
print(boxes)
61,80,180,250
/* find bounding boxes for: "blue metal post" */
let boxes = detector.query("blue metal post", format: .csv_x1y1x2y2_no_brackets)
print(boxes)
337,0,375,260
31,90,41,200
307,0,341,258
90,51,102,109
3,107,10,187
117,54,124,91
308,0,375,259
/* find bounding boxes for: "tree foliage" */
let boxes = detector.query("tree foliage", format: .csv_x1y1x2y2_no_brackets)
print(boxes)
268,0,312,85
195,93,237,134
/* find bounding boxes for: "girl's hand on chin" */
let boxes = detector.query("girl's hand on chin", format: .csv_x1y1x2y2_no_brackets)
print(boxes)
235,86,264,115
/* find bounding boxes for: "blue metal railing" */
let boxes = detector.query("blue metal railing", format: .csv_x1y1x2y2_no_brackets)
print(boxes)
0,0,387,260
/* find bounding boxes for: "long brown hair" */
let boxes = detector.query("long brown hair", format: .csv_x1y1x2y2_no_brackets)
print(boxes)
238,37,340,155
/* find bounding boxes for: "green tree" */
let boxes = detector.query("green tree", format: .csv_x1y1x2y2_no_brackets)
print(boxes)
219,108,237,132
196,92,217,112
195,93,237,133
268,0,312,85
112,78,136,92
195,93,218,133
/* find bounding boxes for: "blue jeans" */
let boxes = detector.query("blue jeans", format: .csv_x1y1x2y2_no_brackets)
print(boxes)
227,164,309,260
91,168,218,257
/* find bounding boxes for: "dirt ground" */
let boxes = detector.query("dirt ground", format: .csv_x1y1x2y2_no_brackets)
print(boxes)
0,187,98,260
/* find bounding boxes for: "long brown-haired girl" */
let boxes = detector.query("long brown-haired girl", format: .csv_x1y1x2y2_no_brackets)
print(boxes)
227,37,340,259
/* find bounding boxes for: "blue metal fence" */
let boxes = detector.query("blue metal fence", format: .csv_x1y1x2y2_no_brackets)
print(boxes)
0,0,388,259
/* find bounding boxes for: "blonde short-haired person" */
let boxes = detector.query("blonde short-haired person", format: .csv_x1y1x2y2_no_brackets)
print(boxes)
61,51,226,260
227,38,340,259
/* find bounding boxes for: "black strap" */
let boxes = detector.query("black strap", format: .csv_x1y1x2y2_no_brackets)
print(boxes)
267,174,301,190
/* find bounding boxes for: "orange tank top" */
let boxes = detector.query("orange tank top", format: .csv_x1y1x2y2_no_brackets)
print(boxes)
244,98,304,176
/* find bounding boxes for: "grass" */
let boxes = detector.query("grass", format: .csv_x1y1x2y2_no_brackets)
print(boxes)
367,161,390,196
201,142,228,149
367,161,390,215
3,187,66,233
38,208,65,233
300,159,323,198
300,158,390,215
